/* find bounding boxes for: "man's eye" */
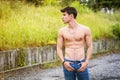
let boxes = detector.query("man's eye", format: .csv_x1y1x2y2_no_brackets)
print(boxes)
63,14,66,16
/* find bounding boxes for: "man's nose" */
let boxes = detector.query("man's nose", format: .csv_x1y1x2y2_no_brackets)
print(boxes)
62,16,64,19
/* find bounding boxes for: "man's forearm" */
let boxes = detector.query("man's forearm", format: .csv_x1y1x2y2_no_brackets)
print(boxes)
85,47,92,64
57,48,64,63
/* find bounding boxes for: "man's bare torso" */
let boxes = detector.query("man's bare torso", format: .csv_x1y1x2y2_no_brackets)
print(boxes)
61,24,88,61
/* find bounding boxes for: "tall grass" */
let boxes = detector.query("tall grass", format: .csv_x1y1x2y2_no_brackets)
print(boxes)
76,12,114,40
70,1,119,40
0,2,62,50
0,1,119,50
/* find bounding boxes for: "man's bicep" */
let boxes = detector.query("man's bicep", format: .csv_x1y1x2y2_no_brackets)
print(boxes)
57,31,63,48
85,29,92,47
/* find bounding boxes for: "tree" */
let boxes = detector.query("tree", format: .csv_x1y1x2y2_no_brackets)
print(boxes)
80,0,120,11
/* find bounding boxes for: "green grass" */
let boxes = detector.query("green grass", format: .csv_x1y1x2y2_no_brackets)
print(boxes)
0,1,119,50
76,12,114,40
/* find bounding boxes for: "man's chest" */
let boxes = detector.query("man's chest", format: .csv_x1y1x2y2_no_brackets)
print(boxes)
63,31,86,41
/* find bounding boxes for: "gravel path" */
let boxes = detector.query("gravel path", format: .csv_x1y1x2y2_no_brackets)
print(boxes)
5,53,120,80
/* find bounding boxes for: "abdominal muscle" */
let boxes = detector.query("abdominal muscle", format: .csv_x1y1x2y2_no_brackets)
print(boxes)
64,44,85,61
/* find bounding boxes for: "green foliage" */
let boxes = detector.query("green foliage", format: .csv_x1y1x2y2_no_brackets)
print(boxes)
60,0,74,6
0,1,119,50
81,0,120,11
0,2,61,50
19,0,58,6
114,11,120,22
76,11,118,40
70,1,92,13
111,23,120,39
44,0,58,6
0,2,12,20
16,49,26,67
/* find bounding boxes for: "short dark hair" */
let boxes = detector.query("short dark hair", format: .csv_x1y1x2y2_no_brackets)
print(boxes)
60,6,77,19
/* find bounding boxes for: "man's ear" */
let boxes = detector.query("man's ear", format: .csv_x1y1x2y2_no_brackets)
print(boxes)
69,14,74,19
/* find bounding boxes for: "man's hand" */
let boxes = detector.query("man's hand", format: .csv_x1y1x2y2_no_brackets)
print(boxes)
77,62,88,72
63,62,75,71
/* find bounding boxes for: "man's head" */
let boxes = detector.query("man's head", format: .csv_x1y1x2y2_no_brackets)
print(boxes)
60,6,77,19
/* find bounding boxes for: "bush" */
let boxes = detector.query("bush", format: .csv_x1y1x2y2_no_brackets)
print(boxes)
0,1,119,50
112,23,120,39
70,1,92,14
60,0,74,6
43,0,58,6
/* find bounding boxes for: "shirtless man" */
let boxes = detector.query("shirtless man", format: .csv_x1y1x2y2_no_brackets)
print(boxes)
57,7,93,80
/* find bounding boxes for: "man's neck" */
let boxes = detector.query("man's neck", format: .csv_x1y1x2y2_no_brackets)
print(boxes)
68,19,78,29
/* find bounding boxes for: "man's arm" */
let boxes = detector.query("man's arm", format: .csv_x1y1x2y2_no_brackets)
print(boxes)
78,27,93,72
57,29,64,63
57,29,75,71
85,27,93,64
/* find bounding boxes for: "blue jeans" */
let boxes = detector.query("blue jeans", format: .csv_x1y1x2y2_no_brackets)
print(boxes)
63,58,90,80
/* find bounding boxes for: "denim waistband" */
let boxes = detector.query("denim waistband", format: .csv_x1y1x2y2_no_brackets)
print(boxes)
64,58,85,63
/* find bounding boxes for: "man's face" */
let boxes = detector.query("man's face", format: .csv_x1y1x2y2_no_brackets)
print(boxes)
61,12,71,24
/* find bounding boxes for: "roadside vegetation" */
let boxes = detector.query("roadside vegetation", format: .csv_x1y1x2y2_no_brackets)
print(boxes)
0,1,120,51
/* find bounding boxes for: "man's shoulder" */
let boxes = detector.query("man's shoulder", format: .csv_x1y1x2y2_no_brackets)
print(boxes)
79,24,90,31
59,26,67,32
